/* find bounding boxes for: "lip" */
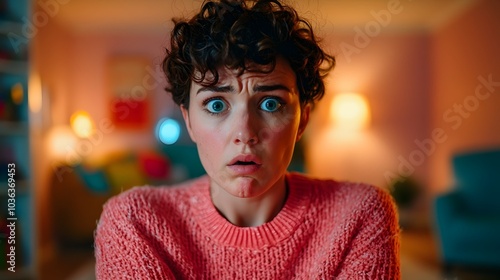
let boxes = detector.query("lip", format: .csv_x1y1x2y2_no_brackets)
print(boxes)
228,154,262,166
227,154,262,175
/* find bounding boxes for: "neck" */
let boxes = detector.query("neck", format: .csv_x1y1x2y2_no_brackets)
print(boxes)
210,176,288,227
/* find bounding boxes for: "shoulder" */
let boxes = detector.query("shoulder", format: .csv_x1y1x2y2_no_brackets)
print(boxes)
288,172,397,219
98,175,209,225
288,172,387,198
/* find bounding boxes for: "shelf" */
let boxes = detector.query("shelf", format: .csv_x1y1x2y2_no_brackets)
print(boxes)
0,266,34,279
0,58,28,75
0,2,34,279
0,20,23,35
0,179,30,195
0,122,28,136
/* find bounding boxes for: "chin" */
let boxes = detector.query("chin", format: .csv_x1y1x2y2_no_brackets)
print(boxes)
231,177,261,198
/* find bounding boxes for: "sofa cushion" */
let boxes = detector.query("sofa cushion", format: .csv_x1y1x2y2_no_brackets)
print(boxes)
458,186,500,214
452,149,500,213
453,149,500,188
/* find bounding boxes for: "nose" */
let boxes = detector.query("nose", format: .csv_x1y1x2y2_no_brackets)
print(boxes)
233,111,259,145
235,131,258,145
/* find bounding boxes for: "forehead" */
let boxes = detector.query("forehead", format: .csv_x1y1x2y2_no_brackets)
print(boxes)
193,56,296,85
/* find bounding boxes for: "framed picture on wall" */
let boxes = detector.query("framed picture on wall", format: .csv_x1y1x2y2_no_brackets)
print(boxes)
108,56,151,130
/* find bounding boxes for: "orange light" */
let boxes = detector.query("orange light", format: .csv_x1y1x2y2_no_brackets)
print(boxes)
70,111,95,138
46,125,79,164
330,93,371,130
11,83,23,105
29,72,42,113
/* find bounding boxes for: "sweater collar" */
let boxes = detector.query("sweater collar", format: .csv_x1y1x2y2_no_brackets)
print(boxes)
191,172,312,249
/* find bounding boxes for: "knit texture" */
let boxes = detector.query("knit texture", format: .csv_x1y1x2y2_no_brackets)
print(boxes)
95,172,400,279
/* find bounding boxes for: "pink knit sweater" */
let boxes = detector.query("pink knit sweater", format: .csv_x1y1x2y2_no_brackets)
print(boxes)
95,173,400,279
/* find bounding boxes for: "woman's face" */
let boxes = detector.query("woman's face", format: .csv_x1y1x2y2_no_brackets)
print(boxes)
181,57,309,199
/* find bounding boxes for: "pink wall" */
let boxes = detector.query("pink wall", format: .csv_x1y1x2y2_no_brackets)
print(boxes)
33,23,176,258
37,28,180,165
33,20,74,261
65,32,174,159
306,32,432,189
430,0,500,193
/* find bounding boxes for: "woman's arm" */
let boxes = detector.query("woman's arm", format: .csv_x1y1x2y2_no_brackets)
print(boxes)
94,195,176,280
336,187,401,280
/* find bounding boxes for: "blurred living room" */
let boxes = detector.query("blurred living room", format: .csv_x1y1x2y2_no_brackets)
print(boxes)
1,0,499,279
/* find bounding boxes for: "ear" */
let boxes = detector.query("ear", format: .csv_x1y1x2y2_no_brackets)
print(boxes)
296,104,310,141
180,105,197,143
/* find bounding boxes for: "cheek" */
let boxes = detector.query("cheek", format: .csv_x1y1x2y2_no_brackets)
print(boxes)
190,122,226,169
260,114,300,142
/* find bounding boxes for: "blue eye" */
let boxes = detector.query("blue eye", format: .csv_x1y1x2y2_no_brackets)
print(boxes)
260,98,282,112
205,99,227,114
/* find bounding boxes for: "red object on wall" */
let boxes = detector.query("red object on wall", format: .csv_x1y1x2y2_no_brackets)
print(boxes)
138,151,171,180
108,56,151,130
110,99,149,128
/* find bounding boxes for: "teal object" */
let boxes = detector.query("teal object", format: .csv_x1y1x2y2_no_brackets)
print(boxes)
74,164,110,194
434,148,500,269
160,144,206,181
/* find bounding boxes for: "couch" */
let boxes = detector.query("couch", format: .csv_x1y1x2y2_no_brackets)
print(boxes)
434,148,500,270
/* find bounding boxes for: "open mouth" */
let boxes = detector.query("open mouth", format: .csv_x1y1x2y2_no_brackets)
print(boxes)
228,155,262,174
228,154,262,166
234,161,256,165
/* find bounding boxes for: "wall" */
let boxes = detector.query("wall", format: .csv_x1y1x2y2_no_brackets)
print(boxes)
35,27,177,167
33,21,176,263
305,32,432,189
65,31,174,159
430,0,500,193
32,19,73,263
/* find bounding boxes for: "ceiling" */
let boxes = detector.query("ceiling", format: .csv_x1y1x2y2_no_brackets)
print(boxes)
49,0,478,34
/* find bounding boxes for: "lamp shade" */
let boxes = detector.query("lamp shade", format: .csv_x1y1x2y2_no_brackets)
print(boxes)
46,125,79,164
70,111,95,138
330,93,370,130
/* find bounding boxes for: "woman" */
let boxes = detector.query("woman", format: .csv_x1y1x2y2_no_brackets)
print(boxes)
95,0,400,279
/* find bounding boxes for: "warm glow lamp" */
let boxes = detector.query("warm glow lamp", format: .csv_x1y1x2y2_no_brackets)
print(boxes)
46,125,79,164
11,83,24,105
29,72,42,113
70,111,95,138
330,93,370,130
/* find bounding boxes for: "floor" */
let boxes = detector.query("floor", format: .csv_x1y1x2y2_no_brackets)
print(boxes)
399,229,500,280
400,228,442,280
39,248,95,280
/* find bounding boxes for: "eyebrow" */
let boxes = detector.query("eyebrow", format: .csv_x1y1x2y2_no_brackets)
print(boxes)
196,84,291,94
196,85,234,95
253,84,291,93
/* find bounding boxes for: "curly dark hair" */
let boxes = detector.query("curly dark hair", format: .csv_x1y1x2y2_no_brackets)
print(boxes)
162,0,335,109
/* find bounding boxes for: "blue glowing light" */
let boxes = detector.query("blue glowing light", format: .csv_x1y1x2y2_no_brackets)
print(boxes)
157,118,181,145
